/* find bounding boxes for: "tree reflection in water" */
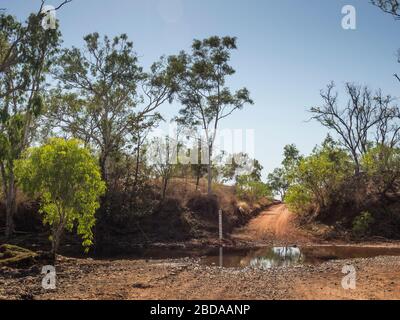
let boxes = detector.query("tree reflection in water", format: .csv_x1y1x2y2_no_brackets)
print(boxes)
248,247,304,269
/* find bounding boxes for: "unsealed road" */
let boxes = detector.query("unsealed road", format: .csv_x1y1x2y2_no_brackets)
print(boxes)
232,204,312,245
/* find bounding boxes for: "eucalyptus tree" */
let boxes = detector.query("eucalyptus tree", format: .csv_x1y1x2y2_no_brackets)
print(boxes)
129,114,162,192
50,33,142,184
0,7,62,238
191,137,208,190
175,36,253,195
267,144,302,200
149,136,177,200
50,33,183,186
221,152,263,183
0,1,70,77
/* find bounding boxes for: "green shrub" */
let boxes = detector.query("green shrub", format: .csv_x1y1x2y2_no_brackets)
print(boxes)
352,211,375,237
285,184,312,213
15,138,106,256
236,175,272,202
283,139,353,214
361,145,400,195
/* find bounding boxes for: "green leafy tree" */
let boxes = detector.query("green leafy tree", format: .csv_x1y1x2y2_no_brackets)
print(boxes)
236,174,272,202
250,159,263,182
352,211,375,238
282,144,301,172
0,1,69,76
221,153,263,183
286,140,353,214
361,144,400,197
0,8,61,237
267,144,301,200
285,185,313,213
175,36,253,195
267,167,289,200
49,33,182,186
15,138,106,258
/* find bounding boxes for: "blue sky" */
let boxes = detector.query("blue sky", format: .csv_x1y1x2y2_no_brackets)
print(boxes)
4,0,400,178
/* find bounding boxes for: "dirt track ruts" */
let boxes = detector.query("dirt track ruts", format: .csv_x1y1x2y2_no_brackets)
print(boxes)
232,204,313,245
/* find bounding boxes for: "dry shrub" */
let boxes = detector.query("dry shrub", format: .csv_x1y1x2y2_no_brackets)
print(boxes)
140,198,191,241
318,174,372,225
0,190,42,232
163,178,239,217
214,184,237,214
12,200,42,232
186,194,219,219
237,201,250,212
163,177,210,203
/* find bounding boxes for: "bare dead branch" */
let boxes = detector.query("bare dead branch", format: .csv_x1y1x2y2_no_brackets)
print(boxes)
371,0,400,18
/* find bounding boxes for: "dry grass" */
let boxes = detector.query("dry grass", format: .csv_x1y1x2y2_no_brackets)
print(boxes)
161,178,240,214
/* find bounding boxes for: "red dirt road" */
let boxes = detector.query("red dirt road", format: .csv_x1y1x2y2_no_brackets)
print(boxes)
232,204,312,245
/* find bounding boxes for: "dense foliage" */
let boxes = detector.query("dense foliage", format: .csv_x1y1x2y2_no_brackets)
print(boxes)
285,139,353,213
236,175,272,202
0,4,260,253
0,8,61,238
274,83,400,238
15,138,105,256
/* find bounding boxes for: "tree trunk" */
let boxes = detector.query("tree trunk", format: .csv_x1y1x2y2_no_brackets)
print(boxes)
162,177,168,200
4,169,17,238
207,144,212,195
99,152,112,217
195,138,201,191
99,153,109,185
51,224,64,261
195,174,200,191
352,152,360,175
133,141,141,189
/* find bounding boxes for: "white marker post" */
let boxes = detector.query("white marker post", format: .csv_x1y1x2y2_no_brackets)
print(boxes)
219,209,223,268
219,246,223,268
219,209,223,242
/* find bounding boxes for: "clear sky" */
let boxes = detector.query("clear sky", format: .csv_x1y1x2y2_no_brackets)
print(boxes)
3,0,400,178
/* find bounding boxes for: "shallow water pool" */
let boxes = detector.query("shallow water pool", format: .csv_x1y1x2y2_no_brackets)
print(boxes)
199,245,400,269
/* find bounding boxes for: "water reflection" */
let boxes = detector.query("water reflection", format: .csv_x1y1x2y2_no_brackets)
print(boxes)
248,247,303,269
105,244,400,269
201,245,400,269
204,246,304,269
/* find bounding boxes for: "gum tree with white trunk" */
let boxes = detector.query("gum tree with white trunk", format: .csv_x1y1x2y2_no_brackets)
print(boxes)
0,4,63,238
